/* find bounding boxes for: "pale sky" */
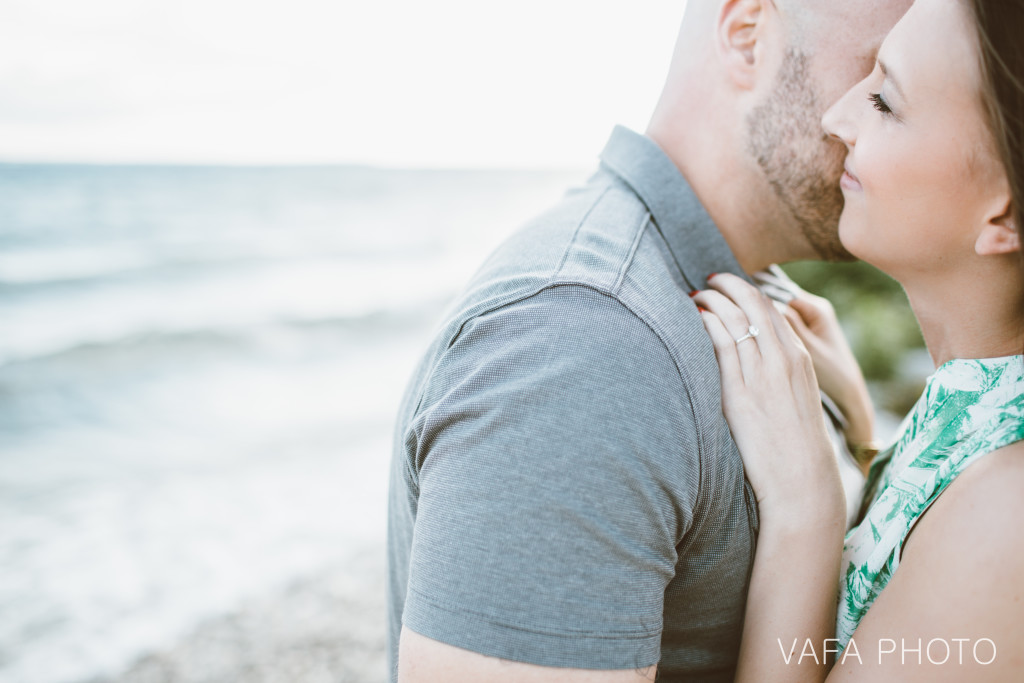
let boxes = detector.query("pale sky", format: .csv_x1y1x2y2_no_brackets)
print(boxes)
0,0,686,168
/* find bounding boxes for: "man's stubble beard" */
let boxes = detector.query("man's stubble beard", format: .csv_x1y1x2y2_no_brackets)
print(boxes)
746,48,855,263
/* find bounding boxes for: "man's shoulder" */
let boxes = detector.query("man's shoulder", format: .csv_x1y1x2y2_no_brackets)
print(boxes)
408,282,708,539
400,165,728,472
441,168,706,363
431,283,687,408
459,169,656,308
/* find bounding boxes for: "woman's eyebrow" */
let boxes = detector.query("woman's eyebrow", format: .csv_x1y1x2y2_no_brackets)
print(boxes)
878,58,906,99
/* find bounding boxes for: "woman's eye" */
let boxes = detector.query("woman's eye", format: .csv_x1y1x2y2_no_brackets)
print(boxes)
868,92,894,117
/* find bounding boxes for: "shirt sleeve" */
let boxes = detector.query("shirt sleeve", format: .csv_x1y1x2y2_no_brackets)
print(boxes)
402,284,701,670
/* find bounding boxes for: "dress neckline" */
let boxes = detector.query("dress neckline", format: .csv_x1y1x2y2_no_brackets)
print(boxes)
928,353,1023,379
921,354,1024,394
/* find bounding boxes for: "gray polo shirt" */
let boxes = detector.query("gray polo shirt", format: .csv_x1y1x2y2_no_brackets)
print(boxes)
387,126,758,682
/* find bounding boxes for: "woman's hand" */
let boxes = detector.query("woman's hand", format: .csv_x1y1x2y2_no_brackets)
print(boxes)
693,274,845,528
782,285,876,449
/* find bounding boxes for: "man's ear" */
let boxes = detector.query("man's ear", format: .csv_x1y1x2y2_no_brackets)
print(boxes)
975,199,1020,256
716,0,771,91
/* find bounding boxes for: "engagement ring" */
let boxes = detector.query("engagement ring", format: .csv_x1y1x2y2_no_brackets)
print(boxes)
734,325,759,345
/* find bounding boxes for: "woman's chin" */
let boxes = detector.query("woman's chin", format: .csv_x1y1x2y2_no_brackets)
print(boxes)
837,215,874,265
837,223,904,284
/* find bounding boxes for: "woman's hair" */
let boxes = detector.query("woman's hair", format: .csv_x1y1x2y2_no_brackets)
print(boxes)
966,0,1024,232
969,0,1024,355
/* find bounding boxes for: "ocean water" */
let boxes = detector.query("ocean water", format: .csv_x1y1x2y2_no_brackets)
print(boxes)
0,164,583,683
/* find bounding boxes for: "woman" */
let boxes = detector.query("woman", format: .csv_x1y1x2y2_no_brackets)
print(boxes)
693,0,1024,680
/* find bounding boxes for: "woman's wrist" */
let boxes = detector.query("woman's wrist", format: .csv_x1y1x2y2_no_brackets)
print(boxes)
839,385,880,466
758,500,847,540
756,466,848,535
835,381,876,446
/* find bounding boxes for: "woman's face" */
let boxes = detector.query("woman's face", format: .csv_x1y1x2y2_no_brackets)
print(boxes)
821,0,1009,278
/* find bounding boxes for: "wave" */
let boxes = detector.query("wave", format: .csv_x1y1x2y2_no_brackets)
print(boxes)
0,254,471,367
0,244,160,284
0,240,445,289
1,304,447,372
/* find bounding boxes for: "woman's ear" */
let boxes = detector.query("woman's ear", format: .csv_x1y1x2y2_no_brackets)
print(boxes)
975,200,1020,256
716,0,770,91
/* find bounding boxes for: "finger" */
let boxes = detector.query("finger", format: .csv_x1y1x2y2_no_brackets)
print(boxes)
705,274,776,336
775,303,811,355
699,309,746,389
692,289,753,338
782,276,809,297
788,289,832,327
704,273,785,364
692,288,763,373
782,304,814,345
787,295,819,324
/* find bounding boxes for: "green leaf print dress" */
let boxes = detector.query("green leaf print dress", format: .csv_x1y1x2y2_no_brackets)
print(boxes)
835,354,1024,651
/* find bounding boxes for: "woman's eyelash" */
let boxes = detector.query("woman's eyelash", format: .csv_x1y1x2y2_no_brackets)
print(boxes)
868,92,894,117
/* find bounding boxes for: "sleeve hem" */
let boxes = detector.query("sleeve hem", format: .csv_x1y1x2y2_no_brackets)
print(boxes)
403,586,662,670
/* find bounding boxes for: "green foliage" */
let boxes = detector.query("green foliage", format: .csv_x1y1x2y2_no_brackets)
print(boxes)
781,260,925,384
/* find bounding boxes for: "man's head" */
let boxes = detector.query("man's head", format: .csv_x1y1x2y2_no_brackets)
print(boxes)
647,0,914,268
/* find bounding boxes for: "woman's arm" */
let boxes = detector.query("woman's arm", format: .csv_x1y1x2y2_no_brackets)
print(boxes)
782,288,877,452
826,440,1024,682
694,274,849,683
399,627,657,683
696,274,1024,682
732,509,847,682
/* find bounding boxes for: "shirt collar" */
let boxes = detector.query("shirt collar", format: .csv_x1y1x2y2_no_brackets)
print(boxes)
599,125,750,290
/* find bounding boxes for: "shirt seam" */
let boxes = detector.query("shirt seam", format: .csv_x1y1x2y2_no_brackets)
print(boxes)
410,178,637,421
407,585,663,640
412,281,704,547
553,183,615,279
612,212,650,294
599,155,697,292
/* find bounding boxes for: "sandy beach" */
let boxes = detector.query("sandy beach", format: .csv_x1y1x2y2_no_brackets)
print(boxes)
90,543,387,683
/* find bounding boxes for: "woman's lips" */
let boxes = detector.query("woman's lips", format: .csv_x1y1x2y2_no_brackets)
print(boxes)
840,164,862,191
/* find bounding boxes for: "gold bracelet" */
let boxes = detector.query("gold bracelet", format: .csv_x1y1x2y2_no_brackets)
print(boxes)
849,441,882,467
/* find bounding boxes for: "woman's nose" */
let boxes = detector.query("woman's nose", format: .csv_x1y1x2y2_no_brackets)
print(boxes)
822,86,858,147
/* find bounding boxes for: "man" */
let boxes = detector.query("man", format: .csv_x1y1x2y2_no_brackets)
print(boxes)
388,0,911,680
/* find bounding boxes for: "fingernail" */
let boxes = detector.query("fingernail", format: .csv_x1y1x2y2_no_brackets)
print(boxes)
697,305,708,313
688,290,699,298
707,272,719,281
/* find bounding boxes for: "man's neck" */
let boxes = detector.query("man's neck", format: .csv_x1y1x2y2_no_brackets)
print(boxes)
646,126,814,275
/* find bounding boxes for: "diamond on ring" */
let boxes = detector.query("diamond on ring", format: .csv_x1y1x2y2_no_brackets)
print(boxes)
734,325,760,345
